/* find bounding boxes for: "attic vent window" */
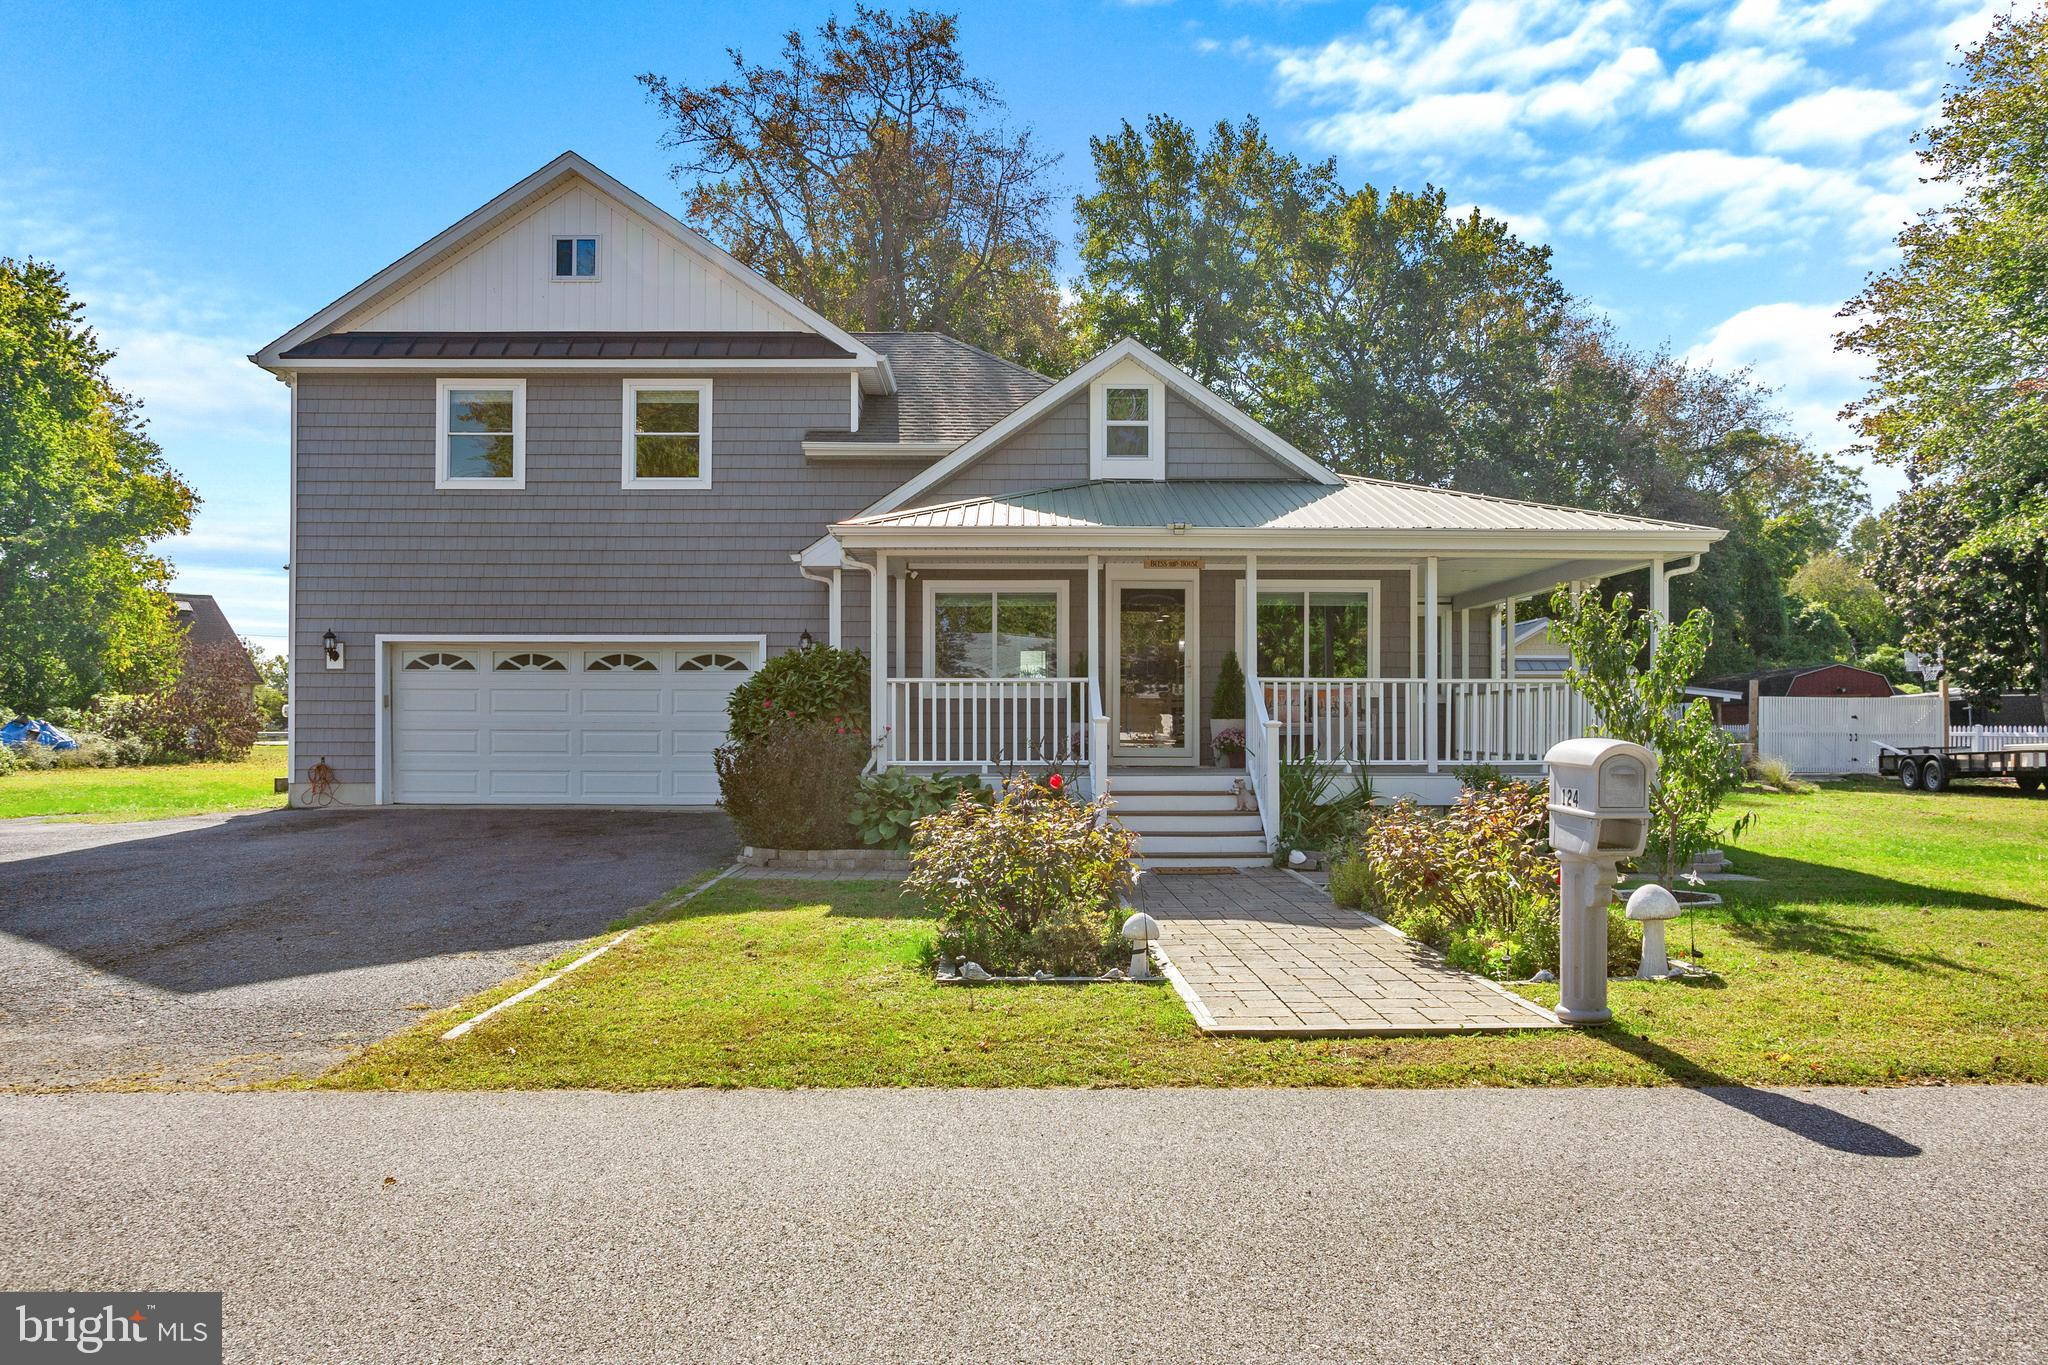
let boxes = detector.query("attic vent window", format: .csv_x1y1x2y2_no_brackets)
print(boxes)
553,236,598,279
1105,387,1151,459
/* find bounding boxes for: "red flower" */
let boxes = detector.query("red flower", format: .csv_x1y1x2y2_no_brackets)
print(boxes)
1047,773,1064,790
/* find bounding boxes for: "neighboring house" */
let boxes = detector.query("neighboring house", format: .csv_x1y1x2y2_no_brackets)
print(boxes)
1698,663,1894,728
1501,616,1570,678
250,152,1722,861
170,593,261,688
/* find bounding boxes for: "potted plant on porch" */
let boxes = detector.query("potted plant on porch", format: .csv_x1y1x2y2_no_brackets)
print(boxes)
1211,650,1246,766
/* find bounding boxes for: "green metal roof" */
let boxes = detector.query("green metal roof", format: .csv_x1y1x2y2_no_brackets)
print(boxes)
841,478,1721,537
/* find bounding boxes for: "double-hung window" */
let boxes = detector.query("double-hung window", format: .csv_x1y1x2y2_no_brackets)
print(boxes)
1252,587,1377,679
927,582,1067,679
1104,387,1151,459
622,379,712,488
434,379,525,489
553,235,598,279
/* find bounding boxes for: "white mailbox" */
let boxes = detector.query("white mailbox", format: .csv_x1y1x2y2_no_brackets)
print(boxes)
1544,737,1654,859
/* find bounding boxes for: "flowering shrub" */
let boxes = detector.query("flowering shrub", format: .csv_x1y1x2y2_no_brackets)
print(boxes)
725,645,869,746
714,719,865,848
1333,781,1639,980
1212,726,1245,755
92,641,261,761
905,772,1137,975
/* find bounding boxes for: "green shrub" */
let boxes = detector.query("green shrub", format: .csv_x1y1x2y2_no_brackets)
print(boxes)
726,646,869,746
714,720,865,849
905,772,1137,975
1275,753,1372,854
2,730,148,773
1358,783,1579,980
1451,762,1506,790
1211,650,1245,720
849,770,990,849
1327,852,1377,910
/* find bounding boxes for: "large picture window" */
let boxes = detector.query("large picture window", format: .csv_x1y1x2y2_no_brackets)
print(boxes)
926,583,1067,679
1252,587,1376,678
435,379,525,489
622,379,711,488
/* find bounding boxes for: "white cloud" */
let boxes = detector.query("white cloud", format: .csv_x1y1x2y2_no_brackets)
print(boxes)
105,330,288,441
1465,202,1553,241
1754,86,1924,154
1720,0,1893,47
1555,148,1913,264
1648,46,1808,135
1687,300,1865,446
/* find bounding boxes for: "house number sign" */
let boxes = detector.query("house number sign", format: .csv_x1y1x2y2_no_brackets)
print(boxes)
1144,559,1203,569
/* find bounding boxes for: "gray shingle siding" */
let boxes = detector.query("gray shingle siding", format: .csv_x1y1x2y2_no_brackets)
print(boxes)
920,392,1301,505
292,372,908,785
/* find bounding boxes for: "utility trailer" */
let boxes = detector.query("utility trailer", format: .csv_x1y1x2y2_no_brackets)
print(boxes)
1878,743,2048,794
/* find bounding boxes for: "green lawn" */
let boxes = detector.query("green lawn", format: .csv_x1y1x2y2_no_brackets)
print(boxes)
317,779,2048,1091
0,750,288,822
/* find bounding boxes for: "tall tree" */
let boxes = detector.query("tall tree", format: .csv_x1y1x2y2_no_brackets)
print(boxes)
641,6,1070,372
0,258,195,712
1841,10,2048,698
1072,116,1332,391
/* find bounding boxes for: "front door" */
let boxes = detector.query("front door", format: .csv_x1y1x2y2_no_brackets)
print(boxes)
1110,570,1199,762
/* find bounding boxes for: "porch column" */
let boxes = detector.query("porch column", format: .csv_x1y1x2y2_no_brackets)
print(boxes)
1424,556,1440,773
1087,553,1101,685
1242,553,1259,679
1503,595,1518,761
1504,596,1518,676
1490,607,1503,680
893,571,906,677
871,551,888,766
1087,553,1105,795
1649,556,1669,645
828,569,843,649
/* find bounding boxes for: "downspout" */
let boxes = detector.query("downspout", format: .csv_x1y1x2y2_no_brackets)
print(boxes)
791,555,843,649
1658,555,1702,628
844,553,884,771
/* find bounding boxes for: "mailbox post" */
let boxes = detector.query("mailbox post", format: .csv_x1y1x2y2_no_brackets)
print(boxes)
1543,738,1656,1025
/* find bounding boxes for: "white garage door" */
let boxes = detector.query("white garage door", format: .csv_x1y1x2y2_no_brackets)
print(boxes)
390,642,757,805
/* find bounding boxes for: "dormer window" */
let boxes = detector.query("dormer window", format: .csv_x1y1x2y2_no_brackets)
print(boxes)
1088,363,1165,479
553,236,598,279
1105,388,1151,458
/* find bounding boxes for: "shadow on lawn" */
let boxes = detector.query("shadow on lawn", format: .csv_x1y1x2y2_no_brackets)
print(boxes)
1715,902,1995,978
1722,850,2037,913
1598,1030,1922,1158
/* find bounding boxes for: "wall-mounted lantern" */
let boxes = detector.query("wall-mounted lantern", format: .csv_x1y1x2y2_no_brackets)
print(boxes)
798,629,815,650
322,629,345,670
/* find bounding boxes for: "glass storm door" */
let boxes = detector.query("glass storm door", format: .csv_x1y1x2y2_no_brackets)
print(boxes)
1114,583,1193,760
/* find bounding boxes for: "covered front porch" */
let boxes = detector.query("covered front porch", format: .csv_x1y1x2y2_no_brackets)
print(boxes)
812,478,1721,854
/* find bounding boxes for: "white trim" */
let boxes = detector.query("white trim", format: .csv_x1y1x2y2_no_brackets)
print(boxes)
857,337,1341,518
1090,364,1164,481
849,372,861,432
276,357,871,374
802,440,953,462
434,378,526,490
252,151,885,381
284,374,297,787
833,525,1720,556
370,633,768,806
919,579,1071,681
1231,579,1386,680
550,232,601,282
620,378,712,489
1106,564,1201,764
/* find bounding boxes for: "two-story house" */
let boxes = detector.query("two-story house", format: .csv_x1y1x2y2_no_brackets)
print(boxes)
253,152,1722,864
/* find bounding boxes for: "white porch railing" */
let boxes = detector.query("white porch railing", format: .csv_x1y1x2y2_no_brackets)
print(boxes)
1086,675,1110,803
1261,678,1594,767
883,678,1093,770
1245,677,1282,850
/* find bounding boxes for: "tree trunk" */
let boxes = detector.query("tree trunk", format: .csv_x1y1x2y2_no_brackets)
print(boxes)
2036,559,2048,702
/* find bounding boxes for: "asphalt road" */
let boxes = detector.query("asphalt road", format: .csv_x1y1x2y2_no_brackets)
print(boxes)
2,1086,2041,1363
0,807,734,1087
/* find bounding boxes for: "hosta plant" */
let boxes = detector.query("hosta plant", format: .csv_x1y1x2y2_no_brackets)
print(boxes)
849,770,990,850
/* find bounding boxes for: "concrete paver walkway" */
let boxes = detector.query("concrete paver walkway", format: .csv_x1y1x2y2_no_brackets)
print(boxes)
1138,867,1560,1035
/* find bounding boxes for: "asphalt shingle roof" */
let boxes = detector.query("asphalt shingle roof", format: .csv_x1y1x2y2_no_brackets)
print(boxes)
808,332,1052,446
845,477,1722,536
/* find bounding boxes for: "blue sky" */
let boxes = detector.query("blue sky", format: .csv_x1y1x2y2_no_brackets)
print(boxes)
0,0,2008,656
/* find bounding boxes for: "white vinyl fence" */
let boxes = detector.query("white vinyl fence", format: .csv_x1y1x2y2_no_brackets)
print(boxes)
1755,694,1943,776
1954,724,2048,752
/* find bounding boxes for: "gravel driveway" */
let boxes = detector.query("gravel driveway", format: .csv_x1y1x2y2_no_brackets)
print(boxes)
0,807,734,1088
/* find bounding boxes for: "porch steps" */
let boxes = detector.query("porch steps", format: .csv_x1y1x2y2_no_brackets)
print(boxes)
1105,770,1269,868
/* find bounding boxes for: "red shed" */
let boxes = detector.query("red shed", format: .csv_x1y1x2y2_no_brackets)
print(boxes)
1696,663,1895,728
